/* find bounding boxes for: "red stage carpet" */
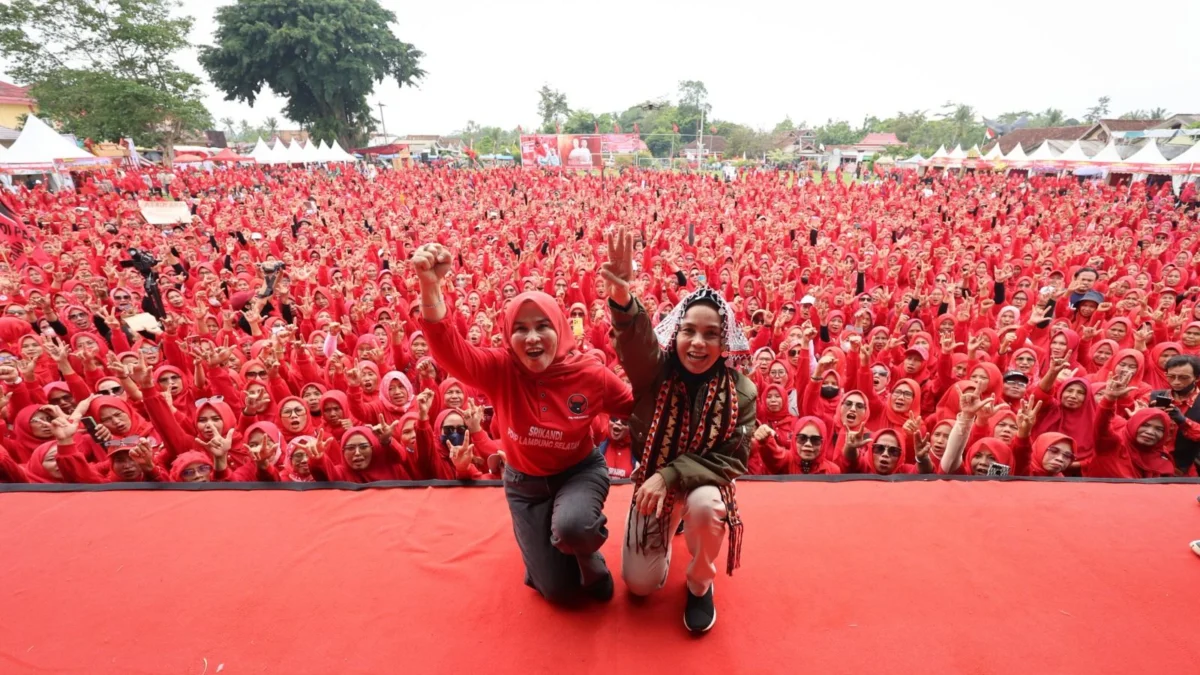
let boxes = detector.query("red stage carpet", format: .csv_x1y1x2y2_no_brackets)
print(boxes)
2,481,1199,674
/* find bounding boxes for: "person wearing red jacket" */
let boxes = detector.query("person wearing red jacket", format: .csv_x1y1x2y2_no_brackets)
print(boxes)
411,241,633,605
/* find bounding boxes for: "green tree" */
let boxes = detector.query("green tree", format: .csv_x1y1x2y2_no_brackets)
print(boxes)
1084,96,1111,123
200,0,424,149
815,119,861,146
237,119,253,142
220,117,237,138
677,80,711,113
536,85,570,132
0,0,212,157
1118,110,1150,121
1149,107,1169,120
264,116,279,137
773,116,796,134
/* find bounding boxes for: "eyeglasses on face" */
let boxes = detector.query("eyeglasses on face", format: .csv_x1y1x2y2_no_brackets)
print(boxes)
892,389,915,399
98,386,124,396
280,407,306,418
181,464,213,478
872,444,901,458
796,434,822,447
441,425,468,435
841,400,866,411
245,370,268,379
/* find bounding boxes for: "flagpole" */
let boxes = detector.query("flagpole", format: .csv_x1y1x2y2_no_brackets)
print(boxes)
698,108,705,170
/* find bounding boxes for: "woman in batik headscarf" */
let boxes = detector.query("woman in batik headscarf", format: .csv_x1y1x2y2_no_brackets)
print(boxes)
602,228,756,634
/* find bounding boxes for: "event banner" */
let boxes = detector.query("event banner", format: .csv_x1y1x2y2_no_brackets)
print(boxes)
138,200,192,225
520,134,647,168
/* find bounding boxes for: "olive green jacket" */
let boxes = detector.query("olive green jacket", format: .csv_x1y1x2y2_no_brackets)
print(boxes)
609,298,756,492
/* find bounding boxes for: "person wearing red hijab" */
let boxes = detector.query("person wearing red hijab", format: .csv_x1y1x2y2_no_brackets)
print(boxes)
412,241,633,606
1089,374,1175,479
759,416,841,474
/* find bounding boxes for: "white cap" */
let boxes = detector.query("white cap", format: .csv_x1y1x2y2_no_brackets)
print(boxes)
800,295,816,305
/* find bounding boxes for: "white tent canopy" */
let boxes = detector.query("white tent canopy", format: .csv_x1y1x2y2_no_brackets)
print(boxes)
1123,139,1170,167
929,145,949,160
328,140,355,163
947,144,967,160
0,114,106,171
1170,142,1200,169
249,137,273,163
1026,141,1060,162
1089,141,1124,164
285,139,305,163
1002,144,1028,162
315,139,332,162
983,144,1004,160
1055,140,1091,163
300,139,321,163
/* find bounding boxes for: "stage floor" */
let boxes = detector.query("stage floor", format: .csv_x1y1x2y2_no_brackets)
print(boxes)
2,481,1199,674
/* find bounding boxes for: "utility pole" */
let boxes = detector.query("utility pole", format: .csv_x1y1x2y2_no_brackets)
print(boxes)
697,107,705,169
377,102,389,143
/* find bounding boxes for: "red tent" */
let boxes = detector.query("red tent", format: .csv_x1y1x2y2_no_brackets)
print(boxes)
172,154,206,163
210,147,255,163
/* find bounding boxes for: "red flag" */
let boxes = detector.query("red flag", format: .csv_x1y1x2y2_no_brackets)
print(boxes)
613,122,621,133
593,122,599,134
710,126,718,134
633,123,640,134
672,124,679,134
555,122,561,134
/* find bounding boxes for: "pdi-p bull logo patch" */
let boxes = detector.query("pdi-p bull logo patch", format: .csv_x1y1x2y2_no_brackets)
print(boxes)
567,394,588,415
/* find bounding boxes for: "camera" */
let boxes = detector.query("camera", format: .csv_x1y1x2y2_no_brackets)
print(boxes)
119,248,165,318
119,247,159,276
256,261,286,299
1151,393,1174,409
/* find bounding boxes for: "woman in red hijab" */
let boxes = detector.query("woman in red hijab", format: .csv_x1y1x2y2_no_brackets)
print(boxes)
759,416,840,474
412,242,633,606
1089,374,1175,479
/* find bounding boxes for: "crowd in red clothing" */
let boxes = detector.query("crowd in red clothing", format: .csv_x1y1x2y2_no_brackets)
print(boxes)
1,163,1198,485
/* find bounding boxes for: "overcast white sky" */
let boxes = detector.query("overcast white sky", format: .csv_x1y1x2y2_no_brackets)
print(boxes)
9,0,1200,135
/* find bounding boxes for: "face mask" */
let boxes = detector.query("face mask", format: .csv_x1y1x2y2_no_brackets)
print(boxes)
1175,382,1196,396
441,430,466,447
801,276,809,284
819,385,840,400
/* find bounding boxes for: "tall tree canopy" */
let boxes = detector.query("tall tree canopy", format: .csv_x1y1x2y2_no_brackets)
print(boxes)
0,0,211,154
199,0,424,148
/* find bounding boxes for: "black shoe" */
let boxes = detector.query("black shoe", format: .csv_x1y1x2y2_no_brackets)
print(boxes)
584,571,614,602
684,585,716,633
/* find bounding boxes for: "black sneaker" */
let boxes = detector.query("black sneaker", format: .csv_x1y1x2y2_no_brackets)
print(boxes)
684,585,716,633
584,571,614,602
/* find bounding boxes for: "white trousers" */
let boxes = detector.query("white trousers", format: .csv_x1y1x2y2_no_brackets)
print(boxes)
621,485,726,597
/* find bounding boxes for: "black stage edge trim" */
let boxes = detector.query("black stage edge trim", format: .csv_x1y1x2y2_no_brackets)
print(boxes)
1,474,1199,493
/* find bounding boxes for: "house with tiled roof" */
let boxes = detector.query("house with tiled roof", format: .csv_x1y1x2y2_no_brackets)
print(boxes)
1079,119,1163,144
981,125,1090,154
0,79,36,130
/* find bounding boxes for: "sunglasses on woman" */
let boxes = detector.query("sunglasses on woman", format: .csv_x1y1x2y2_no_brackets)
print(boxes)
872,444,901,458
796,434,822,447
442,425,468,435
97,385,124,396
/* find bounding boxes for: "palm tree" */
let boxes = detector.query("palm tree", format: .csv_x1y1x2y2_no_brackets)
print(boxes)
264,117,279,138
1149,107,1169,120
220,117,236,138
